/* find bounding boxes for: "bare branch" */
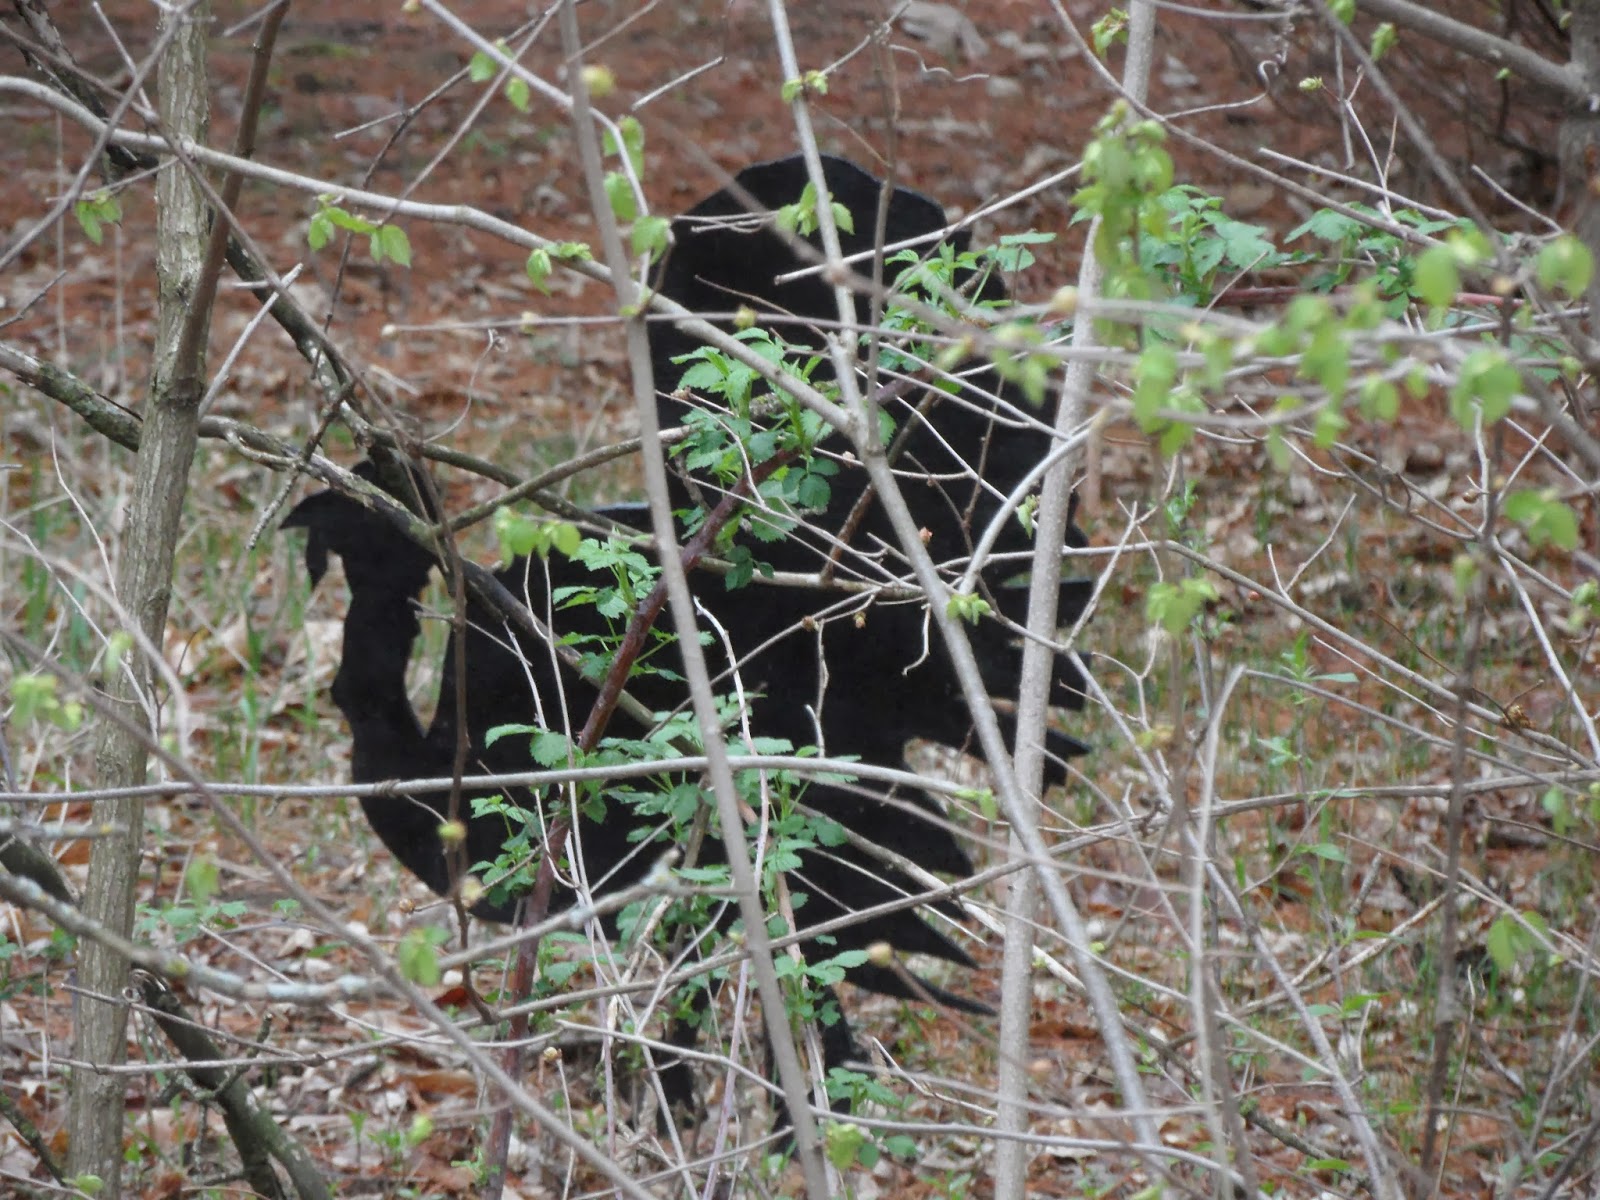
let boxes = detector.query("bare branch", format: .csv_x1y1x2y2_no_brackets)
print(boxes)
1357,0,1585,101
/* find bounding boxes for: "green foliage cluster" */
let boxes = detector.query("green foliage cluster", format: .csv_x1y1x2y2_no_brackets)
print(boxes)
307,198,411,267
467,40,533,112
1065,102,1593,587
73,190,123,245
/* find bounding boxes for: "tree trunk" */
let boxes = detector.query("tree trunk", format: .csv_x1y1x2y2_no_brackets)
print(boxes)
65,7,211,1193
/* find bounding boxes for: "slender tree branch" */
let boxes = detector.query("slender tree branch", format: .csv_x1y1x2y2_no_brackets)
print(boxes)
1356,0,1585,101
0,72,861,437
135,973,326,1200
996,3,1164,1195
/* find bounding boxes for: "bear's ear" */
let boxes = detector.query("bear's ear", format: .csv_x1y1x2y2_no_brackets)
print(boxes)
358,454,440,521
280,470,440,599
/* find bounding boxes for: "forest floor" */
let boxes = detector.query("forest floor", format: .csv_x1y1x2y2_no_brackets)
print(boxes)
0,2,1594,1198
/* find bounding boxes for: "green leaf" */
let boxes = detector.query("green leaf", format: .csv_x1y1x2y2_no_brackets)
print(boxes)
1265,427,1291,472
307,210,334,251
1486,914,1520,972
1536,235,1594,299
1299,841,1348,863
602,116,646,174
774,200,801,238
1287,208,1362,245
484,723,537,747
1131,341,1178,428
992,230,1056,271
824,1121,869,1170
1370,22,1398,60
468,49,496,83
550,522,582,558
1145,577,1218,635
779,71,828,105
74,191,121,245
1301,323,1349,399
504,76,531,112
398,928,443,986
776,181,826,238
1357,375,1399,422
1091,8,1129,57
1285,289,1345,335
10,673,82,730
11,674,57,726
814,949,870,978
1413,244,1459,309
946,591,992,625
676,359,729,392
1503,489,1579,551
494,508,540,558
530,730,574,768
1156,412,1195,455
526,248,552,292
1445,225,1494,267
185,857,220,906
1213,215,1277,269
1449,347,1520,426
406,1114,434,1146
795,469,831,510
1570,580,1600,632
603,171,638,222
325,204,376,235
104,630,134,674
376,224,411,267
1312,405,1348,450
631,214,670,260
